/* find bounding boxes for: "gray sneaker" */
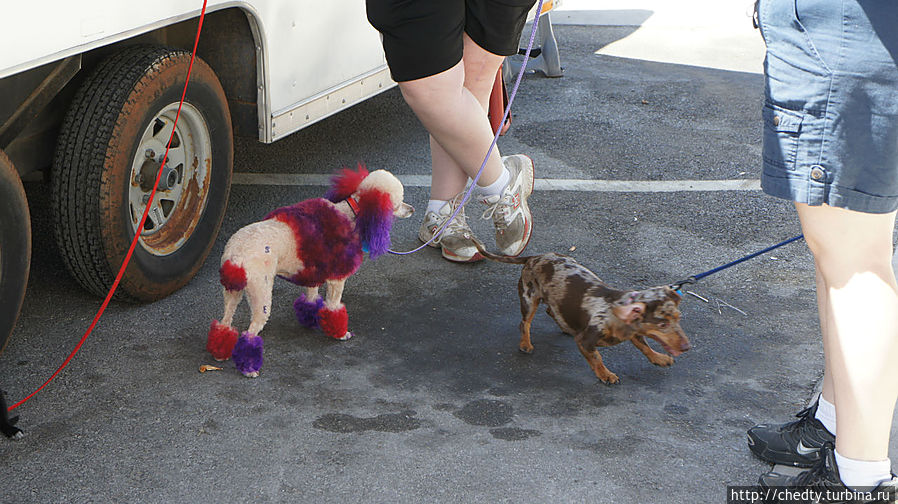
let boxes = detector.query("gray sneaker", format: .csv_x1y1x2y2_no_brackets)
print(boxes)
418,195,483,263
481,154,534,256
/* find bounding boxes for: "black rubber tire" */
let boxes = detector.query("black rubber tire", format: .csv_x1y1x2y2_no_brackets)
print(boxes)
51,45,233,302
0,149,31,355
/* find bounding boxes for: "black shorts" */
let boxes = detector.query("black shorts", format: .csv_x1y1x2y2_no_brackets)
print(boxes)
366,0,538,82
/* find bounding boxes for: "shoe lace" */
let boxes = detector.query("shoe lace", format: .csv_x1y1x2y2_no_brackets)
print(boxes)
432,209,470,245
790,406,831,445
481,194,513,230
793,457,830,487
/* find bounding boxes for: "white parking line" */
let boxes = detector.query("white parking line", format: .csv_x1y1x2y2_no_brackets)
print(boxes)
232,172,761,192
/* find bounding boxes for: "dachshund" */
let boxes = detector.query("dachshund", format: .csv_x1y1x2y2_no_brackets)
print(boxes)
474,241,690,384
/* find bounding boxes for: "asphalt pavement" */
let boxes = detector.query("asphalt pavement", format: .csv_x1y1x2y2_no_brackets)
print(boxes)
3,5,897,503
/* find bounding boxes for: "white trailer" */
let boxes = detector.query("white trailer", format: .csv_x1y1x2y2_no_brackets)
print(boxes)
0,0,559,351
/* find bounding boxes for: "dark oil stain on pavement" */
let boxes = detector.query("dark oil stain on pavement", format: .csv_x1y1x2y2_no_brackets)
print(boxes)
453,399,514,427
490,427,542,441
663,404,689,415
312,410,421,433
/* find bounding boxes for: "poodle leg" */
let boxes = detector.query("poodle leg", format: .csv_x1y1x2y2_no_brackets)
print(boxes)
221,288,243,327
232,331,263,378
294,286,324,329
229,271,273,377
244,271,275,336
324,279,346,308
319,279,351,340
207,288,242,360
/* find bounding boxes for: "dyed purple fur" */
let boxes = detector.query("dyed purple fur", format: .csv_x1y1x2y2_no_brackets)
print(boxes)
232,332,263,375
266,199,363,286
356,201,393,259
294,294,325,328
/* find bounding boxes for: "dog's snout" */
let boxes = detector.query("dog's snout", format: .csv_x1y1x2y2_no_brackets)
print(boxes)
395,202,414,218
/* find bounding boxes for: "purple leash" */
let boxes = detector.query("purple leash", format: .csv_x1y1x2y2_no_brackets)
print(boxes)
389,0,545,255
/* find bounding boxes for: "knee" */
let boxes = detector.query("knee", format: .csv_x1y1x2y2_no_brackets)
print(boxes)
398,83,434,115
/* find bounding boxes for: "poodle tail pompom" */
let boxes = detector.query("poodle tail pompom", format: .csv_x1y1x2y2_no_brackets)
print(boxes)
219,260,247,292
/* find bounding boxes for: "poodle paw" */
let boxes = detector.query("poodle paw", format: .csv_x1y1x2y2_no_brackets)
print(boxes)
294,294,325,329
207,320,238,360
336,331,353,341
232,332,263,376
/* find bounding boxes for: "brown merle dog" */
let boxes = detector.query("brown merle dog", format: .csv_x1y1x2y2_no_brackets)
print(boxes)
473,241,691,384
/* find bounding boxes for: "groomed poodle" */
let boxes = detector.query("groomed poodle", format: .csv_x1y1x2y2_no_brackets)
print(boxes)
207,164,413,377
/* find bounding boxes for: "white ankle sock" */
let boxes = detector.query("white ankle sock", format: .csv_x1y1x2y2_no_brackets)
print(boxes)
815,395,837,435
834,450,892,490
477,167,510,197
427,199,448,215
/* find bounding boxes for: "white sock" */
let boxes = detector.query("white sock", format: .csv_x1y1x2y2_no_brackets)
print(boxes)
834,450,892,490
815,394,837,435
427,199,448,215
477,167,510,197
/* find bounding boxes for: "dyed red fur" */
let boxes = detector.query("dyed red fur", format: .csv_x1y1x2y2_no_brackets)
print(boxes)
207,320,239,360
219,260,247,292
319,306,349,339
355,188,394,259
265,199,363,286
326,163,369,203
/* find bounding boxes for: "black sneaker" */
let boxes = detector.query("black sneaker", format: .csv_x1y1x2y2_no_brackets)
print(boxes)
748,399,835,467
759,443,898,503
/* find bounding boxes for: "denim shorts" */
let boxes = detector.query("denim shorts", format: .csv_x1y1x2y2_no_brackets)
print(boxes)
366,0,537,82
757,0,898,214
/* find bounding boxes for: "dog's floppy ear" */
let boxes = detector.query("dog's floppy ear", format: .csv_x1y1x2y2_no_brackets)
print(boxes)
612,292,645,323
355,188,394,259
325,163,369,203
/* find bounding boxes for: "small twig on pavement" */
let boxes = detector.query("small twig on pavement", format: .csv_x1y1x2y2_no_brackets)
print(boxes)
686,290,709,303
717,299,748,316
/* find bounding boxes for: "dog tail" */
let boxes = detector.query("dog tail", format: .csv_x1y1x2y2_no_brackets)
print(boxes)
219,260,247,292
471,236,536,264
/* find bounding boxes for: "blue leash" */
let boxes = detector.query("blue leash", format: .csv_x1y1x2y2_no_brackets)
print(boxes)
672,234,805,291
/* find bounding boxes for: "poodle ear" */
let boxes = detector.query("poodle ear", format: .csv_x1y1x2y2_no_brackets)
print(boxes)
355,188,394,259
325,163,369,202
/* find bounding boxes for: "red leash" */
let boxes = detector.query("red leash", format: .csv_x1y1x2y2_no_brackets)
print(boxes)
8,0,208,411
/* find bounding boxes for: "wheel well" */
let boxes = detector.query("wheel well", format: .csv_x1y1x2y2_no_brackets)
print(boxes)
1,7,260,177
96,7,261,139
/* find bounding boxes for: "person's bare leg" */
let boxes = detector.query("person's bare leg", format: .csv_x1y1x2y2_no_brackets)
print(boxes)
400,34,506,201
796,202,898,462
816,267,837,432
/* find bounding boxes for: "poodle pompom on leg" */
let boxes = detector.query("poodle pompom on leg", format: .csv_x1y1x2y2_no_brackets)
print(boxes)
207,320,239,361
294,293,325,329
319,305,351,340
232,332,264,377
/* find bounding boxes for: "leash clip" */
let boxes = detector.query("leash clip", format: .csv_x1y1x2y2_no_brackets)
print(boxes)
670,276,696,294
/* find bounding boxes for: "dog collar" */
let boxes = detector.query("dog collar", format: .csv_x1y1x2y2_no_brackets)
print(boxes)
346,196,360,216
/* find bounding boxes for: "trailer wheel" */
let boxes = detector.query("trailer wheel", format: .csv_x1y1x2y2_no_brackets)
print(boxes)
52,46,233,302
0,150,31,355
